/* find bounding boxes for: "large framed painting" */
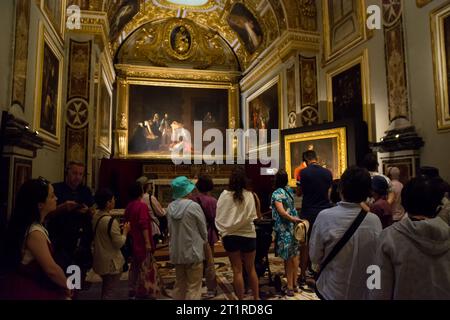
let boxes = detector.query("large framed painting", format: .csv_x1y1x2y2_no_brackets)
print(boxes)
97,69,112,153
326,50,373,141
34,23,63,146
126,83,231,158
283,127,347,187
41,0,66,38
245,76,282,132
227,2,263,55
431,4,450,131
281,120,366,187
322,0,369,64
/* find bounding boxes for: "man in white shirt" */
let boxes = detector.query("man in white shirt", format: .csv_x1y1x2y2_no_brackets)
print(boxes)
309,166,382,300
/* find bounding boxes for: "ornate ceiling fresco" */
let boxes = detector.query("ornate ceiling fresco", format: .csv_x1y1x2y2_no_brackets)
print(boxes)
70,0,318,71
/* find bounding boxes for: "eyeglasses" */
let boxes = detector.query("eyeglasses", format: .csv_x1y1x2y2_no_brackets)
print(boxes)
37,176,50,186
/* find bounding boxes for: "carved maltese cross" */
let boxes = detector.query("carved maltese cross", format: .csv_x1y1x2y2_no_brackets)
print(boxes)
67,100,88,128
382,0,402,26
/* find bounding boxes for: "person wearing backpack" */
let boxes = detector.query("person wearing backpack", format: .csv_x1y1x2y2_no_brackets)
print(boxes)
92,188,130,300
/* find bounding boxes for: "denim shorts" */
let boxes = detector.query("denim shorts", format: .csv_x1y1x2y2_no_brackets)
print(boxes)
222,235,256,253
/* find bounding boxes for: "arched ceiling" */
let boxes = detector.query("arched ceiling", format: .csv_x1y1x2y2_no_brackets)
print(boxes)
70,0,318,70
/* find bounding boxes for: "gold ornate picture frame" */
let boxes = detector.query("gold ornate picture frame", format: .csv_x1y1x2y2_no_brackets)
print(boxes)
284,127,347,187
114,64,240,159
326,49,373,141
431,3,450,131
322,0,369,64
245,75,283,131
97,66,113,153
34,22,63,146
417,0,433,8
41,0,66,39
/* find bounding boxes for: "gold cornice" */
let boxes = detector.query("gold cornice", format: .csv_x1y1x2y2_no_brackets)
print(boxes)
115,64,241,84
68,12,109,50
240,31,320,92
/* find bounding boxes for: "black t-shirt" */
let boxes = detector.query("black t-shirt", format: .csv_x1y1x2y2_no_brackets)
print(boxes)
53,182,95,207
49,182,94,271
299,163,333,218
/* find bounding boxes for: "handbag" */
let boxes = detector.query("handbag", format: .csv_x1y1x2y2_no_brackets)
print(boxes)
294,219,310,244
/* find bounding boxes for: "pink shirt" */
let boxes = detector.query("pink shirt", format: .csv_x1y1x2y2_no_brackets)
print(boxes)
391,180,405,221
124,199,153,263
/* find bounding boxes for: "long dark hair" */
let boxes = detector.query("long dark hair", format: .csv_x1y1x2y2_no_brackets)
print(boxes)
274,169,288,190
228,168,248,203
3,179,49,269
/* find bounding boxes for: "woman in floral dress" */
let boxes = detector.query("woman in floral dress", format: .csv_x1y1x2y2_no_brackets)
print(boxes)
271,169,302,297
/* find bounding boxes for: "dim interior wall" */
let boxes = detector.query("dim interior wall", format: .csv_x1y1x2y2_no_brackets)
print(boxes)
403,0,450,182
317,0,450,182
25,1,65,181
0,1,15,112
317,0,389,143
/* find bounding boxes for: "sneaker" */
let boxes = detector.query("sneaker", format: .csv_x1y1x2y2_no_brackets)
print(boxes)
285,289,294,297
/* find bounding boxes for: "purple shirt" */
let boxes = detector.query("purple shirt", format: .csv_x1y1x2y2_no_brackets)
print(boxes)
191,193,218,246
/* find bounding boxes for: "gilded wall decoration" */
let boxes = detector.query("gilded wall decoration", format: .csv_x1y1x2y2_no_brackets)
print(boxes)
417,0,433,8
107,0,140,40
299,0,318,31
34,23,63,146
117,18,238,70
384,19,409,122
66,98,89,128
286,65,296,115
42,0,65,37
227,2,263,55
65,126,88,167
67,40,91,101
11,0,31,110
382,0,402,27
431,4,450,131
268,0,287,33
322,0,368,63
67,0,90,10
300,55,318,111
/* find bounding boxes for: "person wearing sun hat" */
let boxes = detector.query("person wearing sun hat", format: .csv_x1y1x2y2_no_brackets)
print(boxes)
167,176,207,300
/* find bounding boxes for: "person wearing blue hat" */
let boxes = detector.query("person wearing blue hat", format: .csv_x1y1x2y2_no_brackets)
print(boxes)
167,176,207,300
